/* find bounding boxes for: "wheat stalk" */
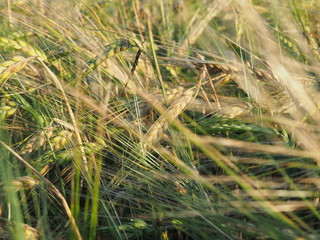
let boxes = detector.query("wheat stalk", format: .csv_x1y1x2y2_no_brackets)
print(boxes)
1,141,82,240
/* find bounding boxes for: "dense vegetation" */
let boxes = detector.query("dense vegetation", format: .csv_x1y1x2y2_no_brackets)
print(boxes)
0,0,319,239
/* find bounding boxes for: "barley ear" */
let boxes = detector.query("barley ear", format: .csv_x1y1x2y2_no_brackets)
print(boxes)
141,88,195,151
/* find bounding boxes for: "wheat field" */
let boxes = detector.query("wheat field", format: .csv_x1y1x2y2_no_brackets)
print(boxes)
0,0,319,239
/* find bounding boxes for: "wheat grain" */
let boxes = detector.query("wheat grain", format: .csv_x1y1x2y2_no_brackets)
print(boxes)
50,130,73,150
11,176,39,191
0,101,17,120
279,35,302,58
153,86,185,104
136,87,251,120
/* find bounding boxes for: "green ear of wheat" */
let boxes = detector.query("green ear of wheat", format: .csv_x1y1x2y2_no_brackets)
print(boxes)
86,38,141,69
0,99,17,120
84,38,143,97
49,130,73,150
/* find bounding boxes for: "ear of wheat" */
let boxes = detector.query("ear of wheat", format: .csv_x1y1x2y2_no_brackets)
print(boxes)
50,130,73,150
84,38,143,97
20,126,55,155
11,176,39,191
0,220,40,240
0,37,47,61
84,38,142,75
0,98,17,120
0,56,33,83
141,88,196,152
193,61,317,114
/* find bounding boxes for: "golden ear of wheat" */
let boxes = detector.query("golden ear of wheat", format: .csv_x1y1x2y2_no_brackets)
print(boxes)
0,37,47,61
195,61,317,114
141,88,195,151
0,56,35,83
